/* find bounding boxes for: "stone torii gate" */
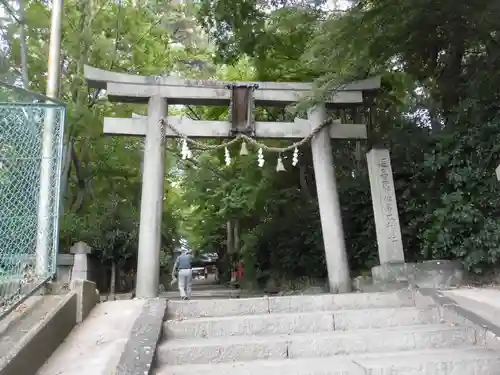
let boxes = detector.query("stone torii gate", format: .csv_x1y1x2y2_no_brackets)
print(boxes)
84,66,381,298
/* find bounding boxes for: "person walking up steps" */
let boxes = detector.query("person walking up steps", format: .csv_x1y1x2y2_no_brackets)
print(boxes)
172,250,193,300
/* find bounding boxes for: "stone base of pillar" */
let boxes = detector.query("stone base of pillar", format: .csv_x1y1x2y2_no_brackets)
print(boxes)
70,279,100,322
371,260,464,289
372,262,416,285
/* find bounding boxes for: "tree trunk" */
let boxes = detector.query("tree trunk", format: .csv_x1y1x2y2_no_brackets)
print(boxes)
59,138,73,216
226,220,234,255
233,219,240,256
109,261,116,300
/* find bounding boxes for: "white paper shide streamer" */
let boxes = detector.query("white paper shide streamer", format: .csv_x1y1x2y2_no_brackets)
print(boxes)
224,147,231,166
257,148,265,167
292,147,299,166
181,139,192,160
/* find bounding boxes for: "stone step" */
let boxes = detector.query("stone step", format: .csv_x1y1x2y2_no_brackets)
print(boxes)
167,282,231,291
154,347,500,375
0,295,66,365
161,289,240,300
157,324,474,366
164,307,438,339
166,290,416,319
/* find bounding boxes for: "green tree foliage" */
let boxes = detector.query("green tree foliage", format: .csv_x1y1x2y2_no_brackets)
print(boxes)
3,0,500,292
189,0,500,283
0,0,208,290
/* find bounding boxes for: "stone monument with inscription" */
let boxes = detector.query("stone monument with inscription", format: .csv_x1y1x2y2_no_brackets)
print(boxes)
366,148,410,283
366,148,404,264
361,148,465,289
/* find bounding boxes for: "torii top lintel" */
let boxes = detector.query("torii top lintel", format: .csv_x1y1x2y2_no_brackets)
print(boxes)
84,65,380,107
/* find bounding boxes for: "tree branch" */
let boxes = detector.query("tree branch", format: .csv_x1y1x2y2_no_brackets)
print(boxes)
186,105,201,120
70,140,87,213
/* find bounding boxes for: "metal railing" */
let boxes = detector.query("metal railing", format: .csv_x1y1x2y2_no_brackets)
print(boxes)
0,82,65,318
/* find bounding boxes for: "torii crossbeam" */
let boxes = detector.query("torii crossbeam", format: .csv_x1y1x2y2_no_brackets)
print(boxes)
84,65,381,297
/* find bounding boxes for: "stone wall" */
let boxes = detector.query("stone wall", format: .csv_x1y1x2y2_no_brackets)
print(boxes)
365,259,464,290
55,247,135,294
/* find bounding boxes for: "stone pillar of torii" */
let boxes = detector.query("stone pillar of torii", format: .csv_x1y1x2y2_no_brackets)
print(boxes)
84,65,406,297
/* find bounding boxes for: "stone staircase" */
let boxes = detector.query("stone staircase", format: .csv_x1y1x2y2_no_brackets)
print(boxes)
154,290,500,374
161,275,247,300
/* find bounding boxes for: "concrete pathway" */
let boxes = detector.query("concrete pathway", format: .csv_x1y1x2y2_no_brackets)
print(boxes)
443,287,500,327
36,299,146,375
163,274,248,300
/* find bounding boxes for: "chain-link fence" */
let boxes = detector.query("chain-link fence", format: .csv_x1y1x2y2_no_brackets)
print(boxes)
0,83,65,318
